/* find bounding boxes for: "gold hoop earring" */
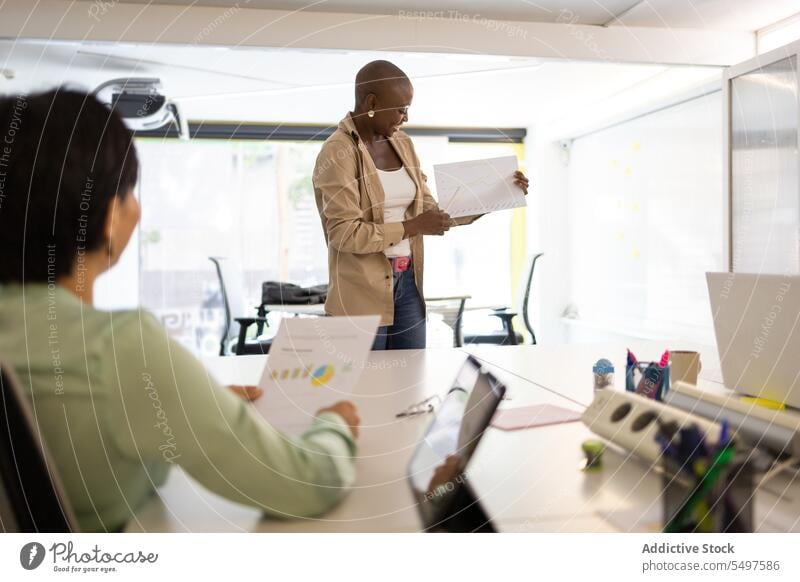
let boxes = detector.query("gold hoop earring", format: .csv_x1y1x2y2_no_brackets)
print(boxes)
367,110,374,118
107,241,114,258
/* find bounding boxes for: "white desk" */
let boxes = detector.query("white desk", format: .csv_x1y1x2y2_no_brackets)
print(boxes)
128,348,465,532
128,342,800,533
262,296,470,319
261,297,470,349
262,303,326,317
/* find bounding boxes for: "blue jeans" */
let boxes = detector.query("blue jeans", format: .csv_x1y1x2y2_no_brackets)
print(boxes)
372,267,426,350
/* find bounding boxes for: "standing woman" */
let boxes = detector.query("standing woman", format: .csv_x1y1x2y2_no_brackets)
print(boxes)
313,60,529,350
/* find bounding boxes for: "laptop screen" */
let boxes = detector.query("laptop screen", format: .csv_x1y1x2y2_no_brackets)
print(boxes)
408,356,506,530
707,272,800,408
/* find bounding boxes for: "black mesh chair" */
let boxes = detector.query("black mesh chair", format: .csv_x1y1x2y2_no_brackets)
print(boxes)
0,360,78,532
209,257,273,356
463,253,543,346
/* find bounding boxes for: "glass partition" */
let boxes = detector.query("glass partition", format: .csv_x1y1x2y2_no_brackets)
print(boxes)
730,55,800,274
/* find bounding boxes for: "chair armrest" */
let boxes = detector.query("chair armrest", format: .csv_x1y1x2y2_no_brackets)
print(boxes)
234,317,270,356
488,311,520,345
234,317,269,327
464,304,507,312
489,311,517,323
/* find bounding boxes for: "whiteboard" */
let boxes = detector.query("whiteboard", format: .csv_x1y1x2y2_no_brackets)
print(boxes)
566,92,724,342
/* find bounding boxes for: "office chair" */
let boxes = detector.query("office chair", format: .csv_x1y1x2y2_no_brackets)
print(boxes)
0,360,78,532
209,257,273,356
425,295,468,347
462,253,543,346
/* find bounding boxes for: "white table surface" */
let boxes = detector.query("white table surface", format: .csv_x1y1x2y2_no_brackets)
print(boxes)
262,303,326,316
127,342,800,533
262,296,471,318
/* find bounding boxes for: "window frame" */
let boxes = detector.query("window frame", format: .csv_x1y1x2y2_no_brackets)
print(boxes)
134,122,526,144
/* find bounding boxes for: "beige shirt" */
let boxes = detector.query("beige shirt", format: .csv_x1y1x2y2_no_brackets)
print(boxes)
312,113,479,326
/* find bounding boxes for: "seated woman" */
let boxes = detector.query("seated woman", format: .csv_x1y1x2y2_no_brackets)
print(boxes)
0,90,360,532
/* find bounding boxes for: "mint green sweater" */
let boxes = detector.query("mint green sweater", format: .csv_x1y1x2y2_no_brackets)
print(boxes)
0,284,356,532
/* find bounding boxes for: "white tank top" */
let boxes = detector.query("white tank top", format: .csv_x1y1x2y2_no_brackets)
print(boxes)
378,167,416,258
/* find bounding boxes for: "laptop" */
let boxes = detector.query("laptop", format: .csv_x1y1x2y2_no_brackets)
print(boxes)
407,355,506,532
707,272,800,408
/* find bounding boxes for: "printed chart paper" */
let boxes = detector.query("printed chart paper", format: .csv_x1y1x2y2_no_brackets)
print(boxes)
433,155,525,218
257,315,379,432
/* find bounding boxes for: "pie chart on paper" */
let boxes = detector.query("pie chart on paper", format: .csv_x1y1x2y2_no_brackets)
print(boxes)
310,364,335,387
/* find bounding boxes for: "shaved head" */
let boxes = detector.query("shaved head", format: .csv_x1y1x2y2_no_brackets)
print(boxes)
351,60,413,139
354,60,411,107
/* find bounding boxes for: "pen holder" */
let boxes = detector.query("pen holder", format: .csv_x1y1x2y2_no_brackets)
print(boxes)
661,453,754,533
626,361,670,401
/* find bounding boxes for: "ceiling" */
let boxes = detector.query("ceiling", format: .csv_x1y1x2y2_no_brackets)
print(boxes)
16,1,787,131
108,0,800,31
615,0,800,31
99,1,644,27
0,40,720,130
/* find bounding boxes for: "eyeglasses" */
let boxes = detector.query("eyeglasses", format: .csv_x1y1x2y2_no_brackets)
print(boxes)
395,394,440,418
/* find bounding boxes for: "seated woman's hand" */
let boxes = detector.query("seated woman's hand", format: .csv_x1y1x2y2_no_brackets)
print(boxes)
228,384,264,401
514,170,530,195
318,400,361,439
427,454,463,495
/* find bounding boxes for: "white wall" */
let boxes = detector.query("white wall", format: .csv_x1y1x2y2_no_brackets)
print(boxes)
532,92,725,346
526,129,570,343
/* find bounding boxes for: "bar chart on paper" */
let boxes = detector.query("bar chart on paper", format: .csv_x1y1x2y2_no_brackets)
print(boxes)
433,155,526,218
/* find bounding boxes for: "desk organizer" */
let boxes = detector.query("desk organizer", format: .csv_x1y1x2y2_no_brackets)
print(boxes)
661,454,754,533
581,390,723,464
626,354,671,401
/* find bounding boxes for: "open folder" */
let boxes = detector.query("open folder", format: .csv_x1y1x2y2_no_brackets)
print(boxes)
433,155,526,218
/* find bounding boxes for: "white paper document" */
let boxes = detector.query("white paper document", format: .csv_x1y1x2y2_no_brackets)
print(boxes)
257,315,379,432
433,155,525,218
